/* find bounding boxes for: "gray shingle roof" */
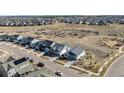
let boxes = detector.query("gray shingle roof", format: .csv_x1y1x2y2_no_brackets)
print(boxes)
42,40,55,47
51,43,66,52
17,35,23,40
69,47,85,56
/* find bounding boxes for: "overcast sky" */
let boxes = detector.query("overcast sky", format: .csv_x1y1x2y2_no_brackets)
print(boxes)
0,0,123,15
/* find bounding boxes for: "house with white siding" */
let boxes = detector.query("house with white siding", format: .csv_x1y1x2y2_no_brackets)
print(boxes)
48,43,70,57
63,47,85,61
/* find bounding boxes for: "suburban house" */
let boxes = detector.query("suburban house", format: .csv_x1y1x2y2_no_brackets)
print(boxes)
6,35,19,42
63,47,85,61
38,40,55,52
14,35,24,44
47,43,70,57
0,56,55,77
29,39,39,48
1,57,35,77
0,34,9,41
19,37,34,47
33,40,44,51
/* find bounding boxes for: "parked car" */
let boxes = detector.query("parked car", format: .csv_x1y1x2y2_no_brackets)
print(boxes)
37,62,44,67
29,59,34,63
55,71,63,77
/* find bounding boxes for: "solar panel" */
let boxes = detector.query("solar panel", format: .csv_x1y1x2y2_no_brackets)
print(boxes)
13,57,27,65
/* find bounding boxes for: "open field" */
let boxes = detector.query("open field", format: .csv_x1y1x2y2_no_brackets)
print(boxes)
1,23,124,36
1,23,124,74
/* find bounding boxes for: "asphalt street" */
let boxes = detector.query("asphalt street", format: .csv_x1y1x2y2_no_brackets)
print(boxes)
105,54,124,77
0,42,89,77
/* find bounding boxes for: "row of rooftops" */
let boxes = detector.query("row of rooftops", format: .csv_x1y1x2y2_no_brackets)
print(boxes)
0,16,124,26
0,34,85,61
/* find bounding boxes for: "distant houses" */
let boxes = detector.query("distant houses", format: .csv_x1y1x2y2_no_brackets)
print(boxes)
0,16,123,26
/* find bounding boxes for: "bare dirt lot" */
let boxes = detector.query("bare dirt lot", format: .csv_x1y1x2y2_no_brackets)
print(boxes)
1,23,124,73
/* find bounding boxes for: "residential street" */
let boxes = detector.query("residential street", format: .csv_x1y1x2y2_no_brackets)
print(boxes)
0,42,89,77
104,54,124,77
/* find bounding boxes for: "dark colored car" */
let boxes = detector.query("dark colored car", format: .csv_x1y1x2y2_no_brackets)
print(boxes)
37,62,44,67
55,71,63,77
